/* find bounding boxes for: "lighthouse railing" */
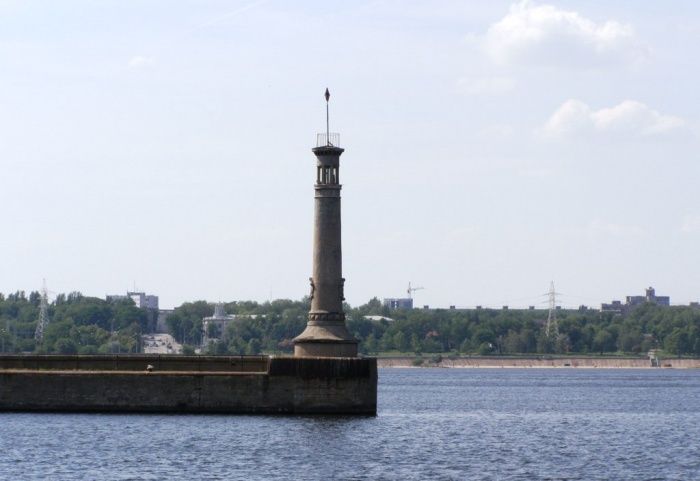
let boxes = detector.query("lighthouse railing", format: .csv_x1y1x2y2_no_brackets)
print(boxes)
316,133,340,147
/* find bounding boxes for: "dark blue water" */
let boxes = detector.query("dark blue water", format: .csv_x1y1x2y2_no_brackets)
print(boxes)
1,369,699,480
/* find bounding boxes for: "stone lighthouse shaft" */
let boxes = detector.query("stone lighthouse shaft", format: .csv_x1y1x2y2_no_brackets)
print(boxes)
311,144,344,316
293,91,358,358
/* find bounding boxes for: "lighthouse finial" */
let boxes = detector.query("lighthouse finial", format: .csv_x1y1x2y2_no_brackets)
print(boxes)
324,88,330,144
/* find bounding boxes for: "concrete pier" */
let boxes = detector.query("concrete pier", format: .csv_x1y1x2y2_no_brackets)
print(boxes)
0,355,377,414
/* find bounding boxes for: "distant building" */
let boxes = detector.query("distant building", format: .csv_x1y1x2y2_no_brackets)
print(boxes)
129,292,159,310
363,315,395,323
106,291,160,333
601,286,670,313
202,303,236,346
106,291,159,310
601,300,624,313
629,287,670,307
383,298,413,310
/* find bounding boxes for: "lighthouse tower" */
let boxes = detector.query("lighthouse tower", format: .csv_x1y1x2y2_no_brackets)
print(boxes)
294,89,358,358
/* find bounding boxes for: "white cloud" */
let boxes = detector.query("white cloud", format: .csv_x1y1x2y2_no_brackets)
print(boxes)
456,75,515,95
681,215,700,233
542,99,685,137
128,56,154,69
484,1,646,66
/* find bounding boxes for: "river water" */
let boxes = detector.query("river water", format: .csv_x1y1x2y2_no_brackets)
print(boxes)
1,368,699,480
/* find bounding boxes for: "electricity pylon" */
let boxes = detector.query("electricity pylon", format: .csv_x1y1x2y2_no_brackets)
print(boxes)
34,280,50,342
545,281,559,339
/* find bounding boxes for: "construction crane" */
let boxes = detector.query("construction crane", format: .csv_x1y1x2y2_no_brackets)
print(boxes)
407,282,425,299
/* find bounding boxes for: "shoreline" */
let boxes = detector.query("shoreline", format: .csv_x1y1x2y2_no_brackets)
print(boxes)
376,356,700,369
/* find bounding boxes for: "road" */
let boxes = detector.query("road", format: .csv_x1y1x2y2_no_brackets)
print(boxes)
142,333,182,354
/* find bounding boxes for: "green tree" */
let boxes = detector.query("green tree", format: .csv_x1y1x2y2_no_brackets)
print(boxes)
665,328,690,358
593,329,615,354
246,338,262,355
54,338,78,354
693,338,700,356
503,330,522,353
422,337,443,353
477,342,493,355
364,334,377,354
411,334,422,354
393,331,409,352
617,329,642,353
537,332,554,354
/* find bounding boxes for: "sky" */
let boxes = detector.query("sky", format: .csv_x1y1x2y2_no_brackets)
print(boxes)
1,0,699,309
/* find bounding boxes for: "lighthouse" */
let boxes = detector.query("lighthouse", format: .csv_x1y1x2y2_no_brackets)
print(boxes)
293,89,358,358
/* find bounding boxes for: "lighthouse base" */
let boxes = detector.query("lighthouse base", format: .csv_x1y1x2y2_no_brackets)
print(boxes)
294,340,358,358
293,320,358,357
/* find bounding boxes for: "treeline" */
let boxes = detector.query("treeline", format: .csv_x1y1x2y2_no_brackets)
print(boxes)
2,291,700,358
0,291,149,354
166,299,308,355
347,299,700,357
184,297,700,358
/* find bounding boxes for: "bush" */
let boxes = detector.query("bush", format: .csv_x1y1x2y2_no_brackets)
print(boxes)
430,354,443,364
78,345,98,355
54,338,77,354
412,357,424,367
477,342,493,355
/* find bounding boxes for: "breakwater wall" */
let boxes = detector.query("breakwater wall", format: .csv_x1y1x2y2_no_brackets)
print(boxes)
0,355,377,414
378,356,700,369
